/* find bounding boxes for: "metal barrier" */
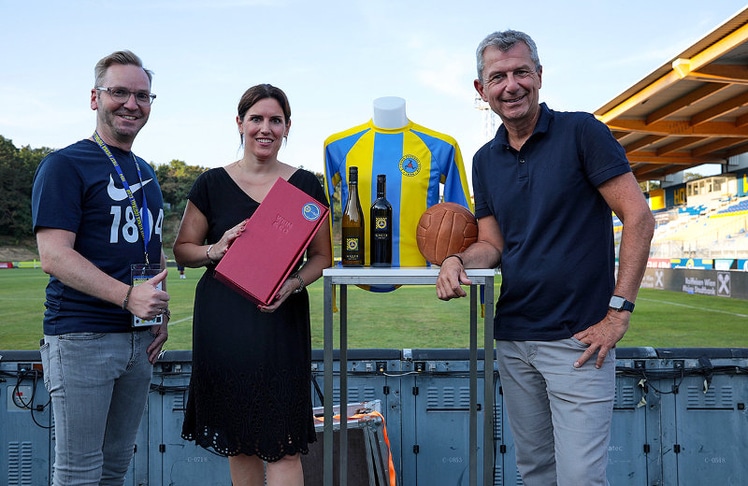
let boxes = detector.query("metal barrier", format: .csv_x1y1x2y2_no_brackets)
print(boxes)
2,348,747,485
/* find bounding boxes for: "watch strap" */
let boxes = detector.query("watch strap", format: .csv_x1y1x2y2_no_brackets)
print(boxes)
610,295,635,312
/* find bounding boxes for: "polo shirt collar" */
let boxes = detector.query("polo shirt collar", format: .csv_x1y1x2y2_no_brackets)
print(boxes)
492,102,553,150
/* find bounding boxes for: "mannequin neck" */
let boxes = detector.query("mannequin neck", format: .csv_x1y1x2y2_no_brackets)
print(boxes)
372,96,408,129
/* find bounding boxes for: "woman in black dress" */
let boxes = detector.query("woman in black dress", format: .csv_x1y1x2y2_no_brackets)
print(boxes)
173,84,331,486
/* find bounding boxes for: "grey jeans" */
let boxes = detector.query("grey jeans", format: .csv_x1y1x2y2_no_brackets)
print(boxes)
41,331,153,486
496,338,615,486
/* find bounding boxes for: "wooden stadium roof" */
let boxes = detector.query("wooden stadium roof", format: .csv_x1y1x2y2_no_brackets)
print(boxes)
595,6,748,182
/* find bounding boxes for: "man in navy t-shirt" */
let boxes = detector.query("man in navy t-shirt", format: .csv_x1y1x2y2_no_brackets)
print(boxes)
31,50,170,486
436,31,655,485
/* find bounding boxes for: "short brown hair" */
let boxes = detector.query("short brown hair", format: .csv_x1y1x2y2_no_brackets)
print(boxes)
94,50,153,87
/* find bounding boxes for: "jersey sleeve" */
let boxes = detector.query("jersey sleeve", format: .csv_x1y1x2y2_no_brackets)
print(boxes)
440,138,473,212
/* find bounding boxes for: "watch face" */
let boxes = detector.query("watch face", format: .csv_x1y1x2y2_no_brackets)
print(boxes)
609,296,625,309
609,295,634,312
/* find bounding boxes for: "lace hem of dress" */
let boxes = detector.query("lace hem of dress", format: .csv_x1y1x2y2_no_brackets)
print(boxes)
182,428,313,462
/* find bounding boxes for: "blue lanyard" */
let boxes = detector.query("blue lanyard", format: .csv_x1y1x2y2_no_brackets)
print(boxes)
93,132,151,265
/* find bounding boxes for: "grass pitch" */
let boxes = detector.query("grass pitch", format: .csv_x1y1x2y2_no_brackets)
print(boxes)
1,266,746,351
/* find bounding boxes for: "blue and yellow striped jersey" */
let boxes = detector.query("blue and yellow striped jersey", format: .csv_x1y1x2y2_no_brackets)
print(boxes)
325,119,472,268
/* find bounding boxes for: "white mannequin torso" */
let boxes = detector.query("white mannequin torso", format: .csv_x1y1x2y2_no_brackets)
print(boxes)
372,96,408,129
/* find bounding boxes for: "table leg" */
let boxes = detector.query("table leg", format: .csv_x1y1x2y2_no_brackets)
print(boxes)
323,277,334,486
470,285,478,486
483,278,495,485
340,285,348,485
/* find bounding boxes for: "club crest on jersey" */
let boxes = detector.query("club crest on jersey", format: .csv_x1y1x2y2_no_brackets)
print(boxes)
302,202,322,222
399,154,421,177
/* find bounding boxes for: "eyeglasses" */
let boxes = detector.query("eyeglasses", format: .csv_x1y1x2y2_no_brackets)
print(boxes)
96,87,156,105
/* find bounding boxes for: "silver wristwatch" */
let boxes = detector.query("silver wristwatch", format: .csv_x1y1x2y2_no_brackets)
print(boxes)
609,295,635,312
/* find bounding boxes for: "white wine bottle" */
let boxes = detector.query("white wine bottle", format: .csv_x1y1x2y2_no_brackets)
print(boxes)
341,166,365,266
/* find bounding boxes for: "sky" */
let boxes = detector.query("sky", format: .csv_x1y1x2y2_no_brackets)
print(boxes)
1,0,746,183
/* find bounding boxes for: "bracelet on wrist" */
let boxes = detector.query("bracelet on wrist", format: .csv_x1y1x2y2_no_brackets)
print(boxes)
206,244,216,263
292,272,305,294
122,285,134,310
442,254,464,267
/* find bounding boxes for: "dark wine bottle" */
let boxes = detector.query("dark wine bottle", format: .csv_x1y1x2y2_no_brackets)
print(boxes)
370,174,392,267
341,166,365,266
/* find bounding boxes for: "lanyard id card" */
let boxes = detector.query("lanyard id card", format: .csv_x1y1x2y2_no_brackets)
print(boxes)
131,264,163,327
93,131,151,265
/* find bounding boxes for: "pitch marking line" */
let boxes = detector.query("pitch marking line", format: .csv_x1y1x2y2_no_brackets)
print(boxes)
638,297,748,318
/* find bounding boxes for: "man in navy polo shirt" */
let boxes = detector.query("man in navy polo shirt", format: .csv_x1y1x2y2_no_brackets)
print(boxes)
436,30,655,485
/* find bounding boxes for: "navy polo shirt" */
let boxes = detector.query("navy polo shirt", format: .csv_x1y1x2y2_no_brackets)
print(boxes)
473,103,631,341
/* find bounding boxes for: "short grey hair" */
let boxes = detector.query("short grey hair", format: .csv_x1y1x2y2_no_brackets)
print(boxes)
475,30,542,81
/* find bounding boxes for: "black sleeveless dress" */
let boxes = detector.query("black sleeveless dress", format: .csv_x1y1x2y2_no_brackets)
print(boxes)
180,168,326,461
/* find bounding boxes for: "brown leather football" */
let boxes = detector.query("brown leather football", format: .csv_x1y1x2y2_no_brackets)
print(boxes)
416,202,478,265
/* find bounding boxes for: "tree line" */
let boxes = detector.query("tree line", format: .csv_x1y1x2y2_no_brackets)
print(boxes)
0,135,333,254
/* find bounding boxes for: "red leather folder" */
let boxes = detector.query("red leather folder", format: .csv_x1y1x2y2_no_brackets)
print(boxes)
214,177,328,305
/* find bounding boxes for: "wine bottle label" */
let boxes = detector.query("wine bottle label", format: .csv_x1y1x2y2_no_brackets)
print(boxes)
374,217,388,231
343,226,363,265
346,237,360,252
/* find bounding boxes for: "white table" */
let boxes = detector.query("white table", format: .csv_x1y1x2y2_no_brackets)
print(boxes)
322,267,496,486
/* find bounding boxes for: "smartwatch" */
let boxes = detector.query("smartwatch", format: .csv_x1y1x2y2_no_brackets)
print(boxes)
609,295,635,313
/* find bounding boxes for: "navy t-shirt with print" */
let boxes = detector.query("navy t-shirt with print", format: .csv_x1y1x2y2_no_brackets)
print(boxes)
32,139,164,335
